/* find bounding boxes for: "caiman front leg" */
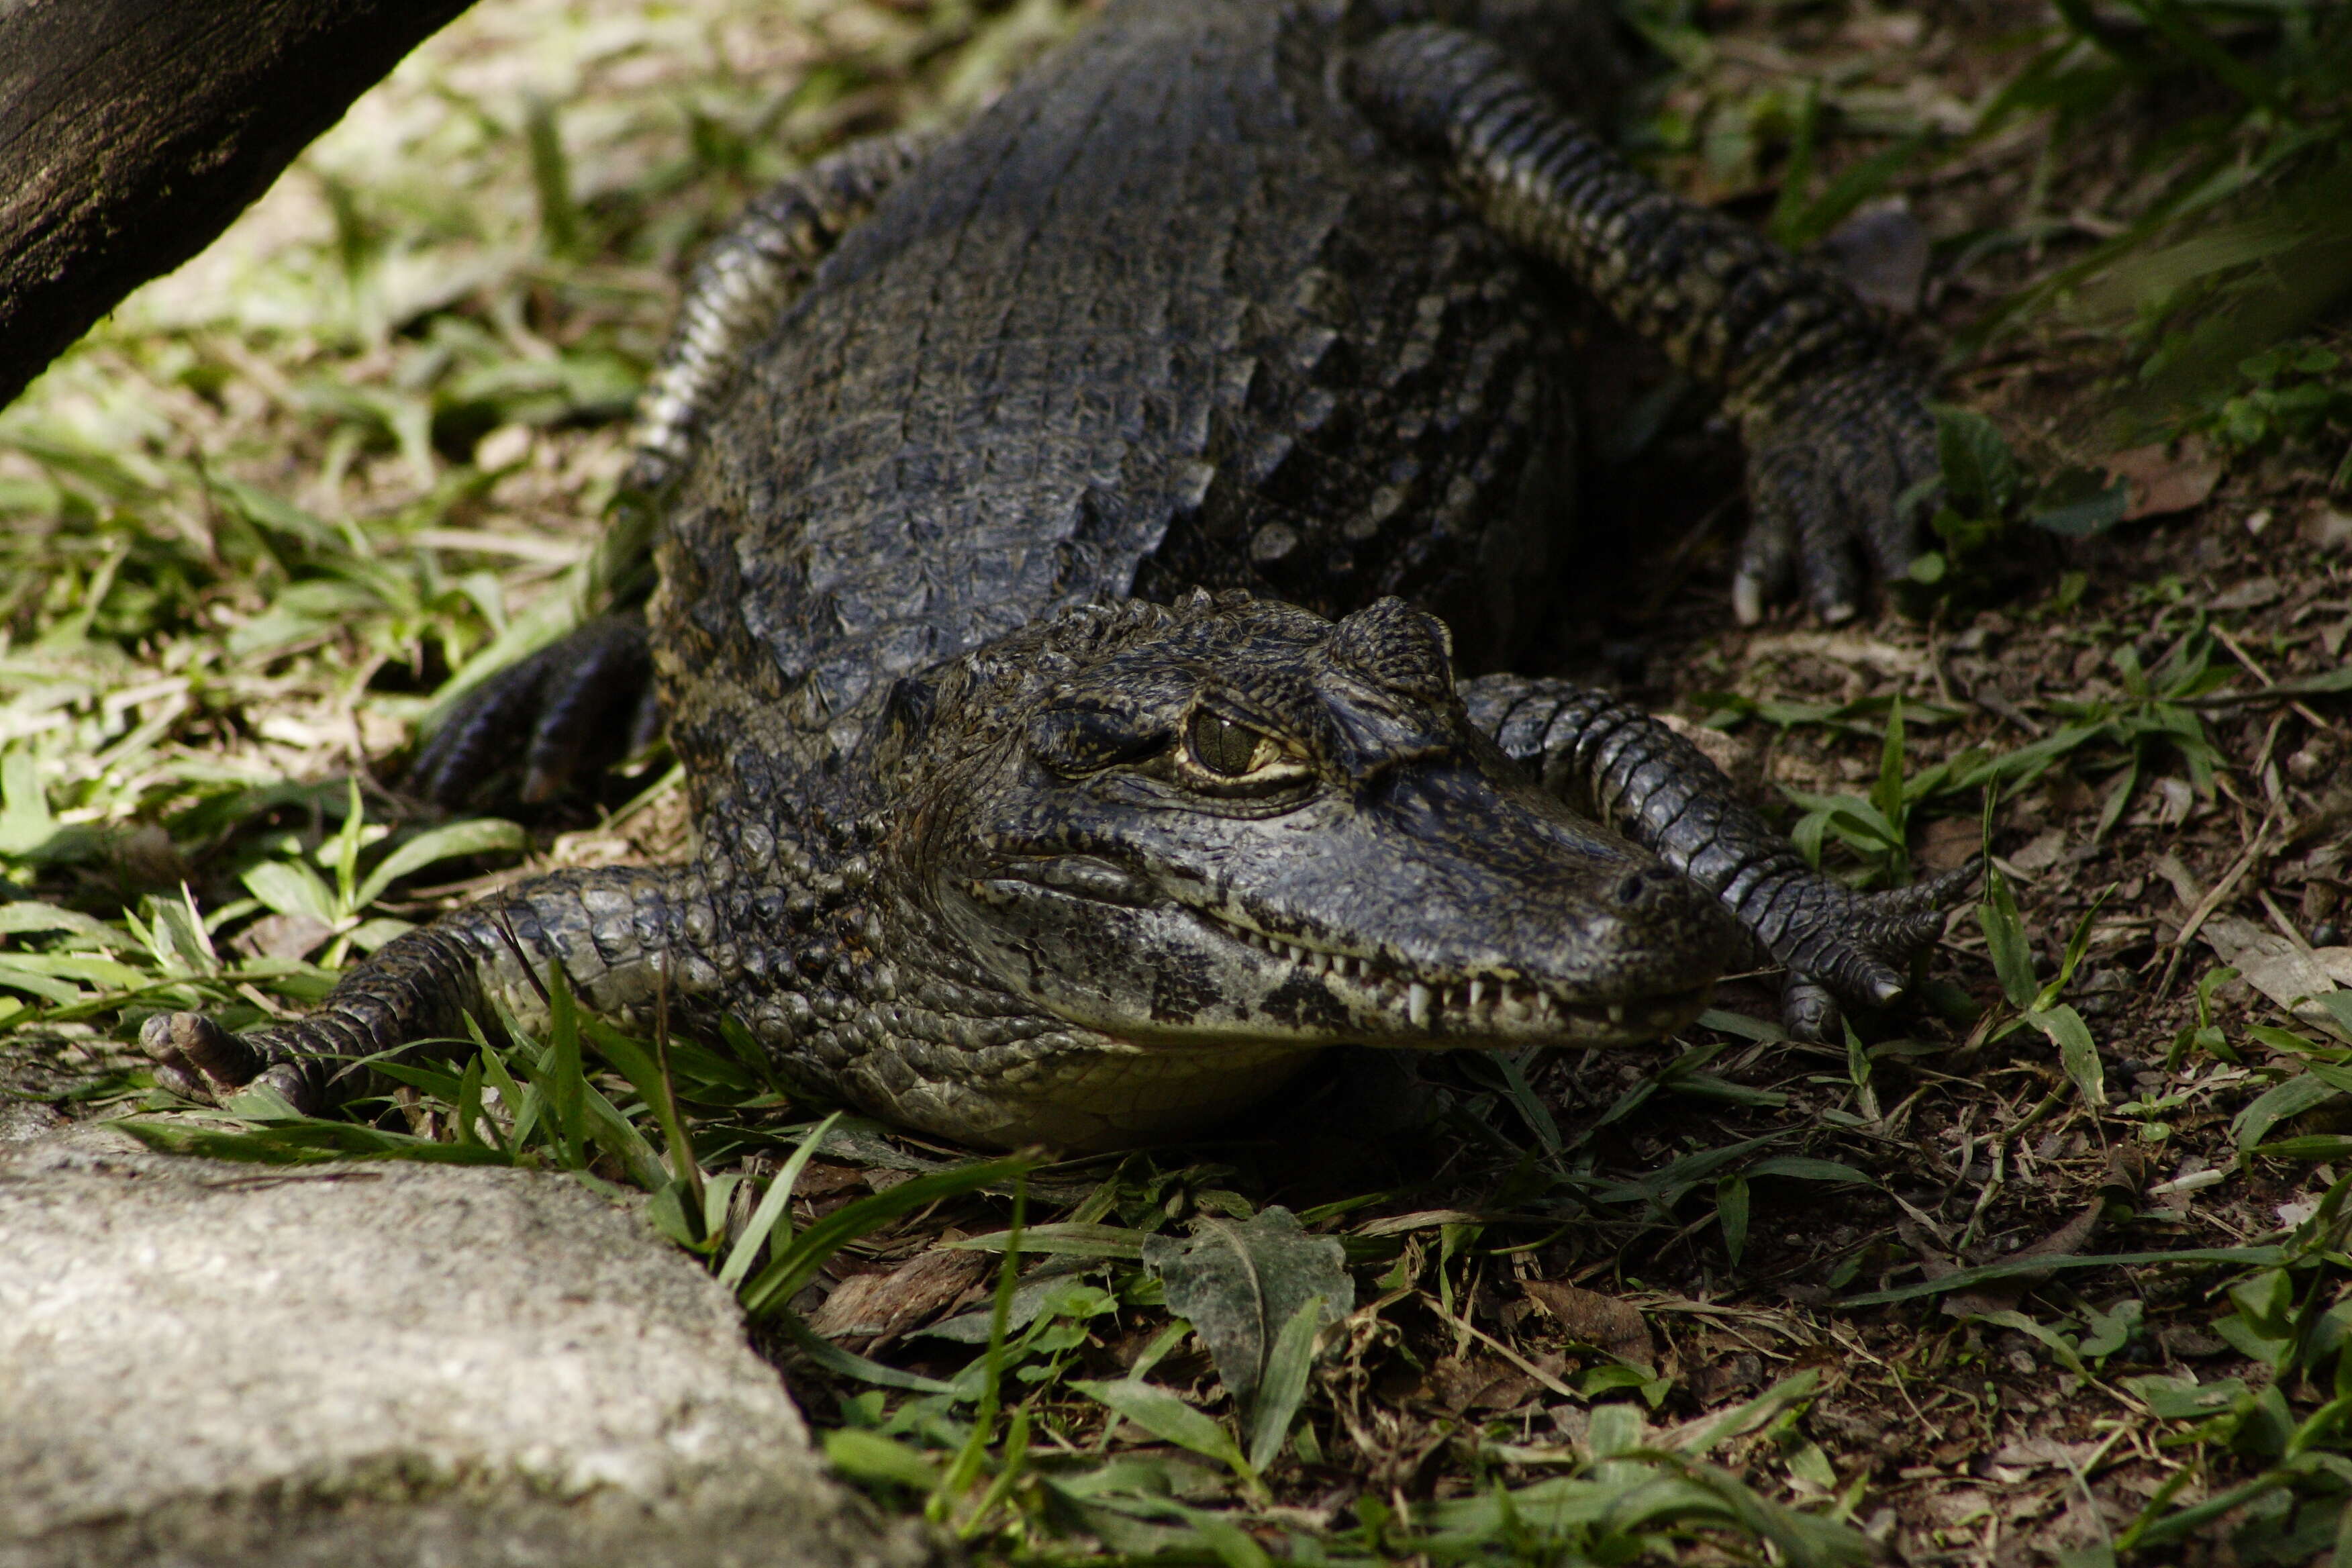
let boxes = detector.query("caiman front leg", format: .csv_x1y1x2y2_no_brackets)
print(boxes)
410,132,933,809
1351,24,1937,624
142,865,719,1114
1465,675,1969,1036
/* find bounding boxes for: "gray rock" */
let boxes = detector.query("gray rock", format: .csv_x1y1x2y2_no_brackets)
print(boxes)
0,1125,941,1568
0,1099,64,1144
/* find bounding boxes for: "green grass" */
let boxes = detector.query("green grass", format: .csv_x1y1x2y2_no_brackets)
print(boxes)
5,1,2352,1563
84,877,2352,1563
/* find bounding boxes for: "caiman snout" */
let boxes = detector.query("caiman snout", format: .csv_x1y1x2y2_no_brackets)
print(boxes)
928,593,1740,1061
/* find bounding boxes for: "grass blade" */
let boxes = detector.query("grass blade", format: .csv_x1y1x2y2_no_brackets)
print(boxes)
947,1222,1147,1259
718,1110,842,1291
1075,1377,1253,1483
774,1306,957,1394
936,1176,1026,1522
739,1152,1034,1319
1246,1293,1325,1474
1839,1245,2288,1306
354,818,525,909
826,1428,944,1492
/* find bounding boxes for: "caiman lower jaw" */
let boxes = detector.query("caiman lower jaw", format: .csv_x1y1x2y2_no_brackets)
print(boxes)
1199,909,1712,1046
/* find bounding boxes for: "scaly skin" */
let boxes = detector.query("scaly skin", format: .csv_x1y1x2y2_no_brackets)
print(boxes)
151,1,1965,1152
1348,22,1937,622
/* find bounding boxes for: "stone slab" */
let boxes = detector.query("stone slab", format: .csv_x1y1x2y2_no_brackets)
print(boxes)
0,1125,940,1568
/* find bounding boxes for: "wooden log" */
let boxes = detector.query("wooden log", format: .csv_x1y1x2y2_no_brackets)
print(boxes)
0,0,480,410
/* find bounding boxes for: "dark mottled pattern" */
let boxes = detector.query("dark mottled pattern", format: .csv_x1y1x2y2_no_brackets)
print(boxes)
1464,675,1965,1001
149,0,1960,1152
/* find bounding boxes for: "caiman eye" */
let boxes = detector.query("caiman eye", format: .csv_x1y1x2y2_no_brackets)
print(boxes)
1187,712,1279,777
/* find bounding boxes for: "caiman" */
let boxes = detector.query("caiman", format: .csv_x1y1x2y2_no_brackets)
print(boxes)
144,0,1965,1153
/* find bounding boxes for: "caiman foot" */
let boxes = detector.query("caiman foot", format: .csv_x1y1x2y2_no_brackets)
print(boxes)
408,613,659,809
1771,859,1977,1039
1734,361,1939,626
140,1012,323,1112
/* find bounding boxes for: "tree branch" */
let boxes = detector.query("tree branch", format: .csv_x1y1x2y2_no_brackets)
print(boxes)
0,0,480,411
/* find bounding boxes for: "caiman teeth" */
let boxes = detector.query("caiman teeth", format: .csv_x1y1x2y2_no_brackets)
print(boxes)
1199,908,1680,1032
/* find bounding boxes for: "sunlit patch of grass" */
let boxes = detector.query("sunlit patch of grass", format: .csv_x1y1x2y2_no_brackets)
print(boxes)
0,0,1089,1034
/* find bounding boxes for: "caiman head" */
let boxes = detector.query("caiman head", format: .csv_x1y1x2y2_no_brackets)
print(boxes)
867,591,1741,1148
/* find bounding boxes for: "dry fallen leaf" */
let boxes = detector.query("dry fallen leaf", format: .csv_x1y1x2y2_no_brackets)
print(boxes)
1942,1149,2142,1318
1990,1436,2102,1472
807,1248,991,1344
230,911,336,962
2207,576,2283,612
1523,1280,1657,1371
2108,442,2222,520
1430,1352,1541,1414
2198,915,2352,1036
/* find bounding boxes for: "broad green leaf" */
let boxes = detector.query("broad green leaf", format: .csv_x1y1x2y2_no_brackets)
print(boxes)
241,859,339,924
1716,1175,1749,1267
1932,403,2020,516
0,963,99,1006
0,901,111,938
0,951,150,988
1696,1008,1787,1042
700,1171,743,1248
355,818,526,909
824,1427,944,1490
2029,1004,2105,1107
2227,1267,2294,1338
1142,1206,1353,1413
1170,1507,1274,1568
0,749,58,857
2029,466,2128,536
1073,1378,1251,1479
1979,865,2037,1009
2079,1298,2143,1361
1588,1402,1646,1459
1974,1308,2087,1375
346,916,415,952
2233,1072,2343,1155
2121,1373,2247,1420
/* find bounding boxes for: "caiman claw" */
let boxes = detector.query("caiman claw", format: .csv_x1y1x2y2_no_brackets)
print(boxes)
1734,361,1939,626
1776,857,1978,1039
141,1011,324,1113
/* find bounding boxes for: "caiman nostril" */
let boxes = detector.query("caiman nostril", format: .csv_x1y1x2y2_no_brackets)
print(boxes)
1614,871,1651,907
